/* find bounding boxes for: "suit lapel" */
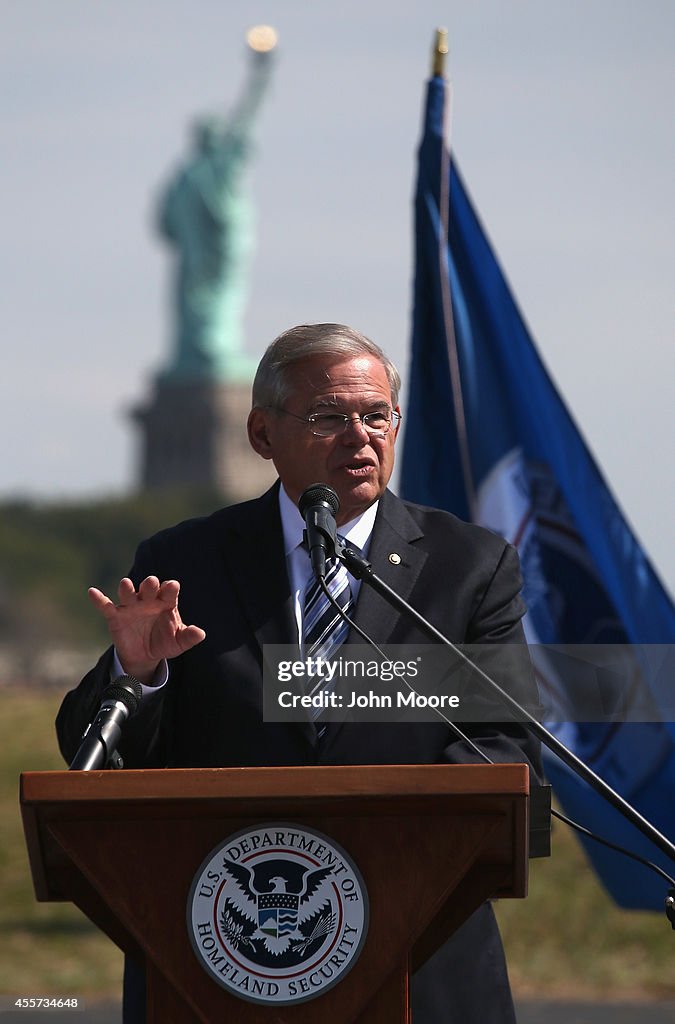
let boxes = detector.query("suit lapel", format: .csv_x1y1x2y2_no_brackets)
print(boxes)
348,489,428,645
221,483,296,646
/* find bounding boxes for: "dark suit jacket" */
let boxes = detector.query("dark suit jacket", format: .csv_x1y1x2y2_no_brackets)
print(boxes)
56,484,541,1023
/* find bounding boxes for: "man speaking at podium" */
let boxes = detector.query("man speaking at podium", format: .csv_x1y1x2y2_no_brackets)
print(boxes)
57,322,541,1023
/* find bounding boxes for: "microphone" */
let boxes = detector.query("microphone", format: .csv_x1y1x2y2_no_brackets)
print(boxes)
69,675,143,771
299,484,340,579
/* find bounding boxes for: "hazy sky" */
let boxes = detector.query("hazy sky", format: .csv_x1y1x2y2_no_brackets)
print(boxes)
2,1,673,592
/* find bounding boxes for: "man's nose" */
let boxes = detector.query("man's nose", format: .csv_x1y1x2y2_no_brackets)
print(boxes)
342,417,371,443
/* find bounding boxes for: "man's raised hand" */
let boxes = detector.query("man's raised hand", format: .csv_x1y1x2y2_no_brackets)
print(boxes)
88,576,206,684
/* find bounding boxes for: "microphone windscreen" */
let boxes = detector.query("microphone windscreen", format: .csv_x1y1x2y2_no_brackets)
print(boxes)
101,676,143,716
298,484,340,518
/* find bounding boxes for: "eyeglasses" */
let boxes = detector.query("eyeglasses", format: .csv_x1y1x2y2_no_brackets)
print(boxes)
271,407,401,438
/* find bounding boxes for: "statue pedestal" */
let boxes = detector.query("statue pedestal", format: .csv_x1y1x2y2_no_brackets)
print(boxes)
132,379,276,502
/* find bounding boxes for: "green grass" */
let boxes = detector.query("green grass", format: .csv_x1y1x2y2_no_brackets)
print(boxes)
1,688,123,998
496,827,675,1000
1,688,673,1001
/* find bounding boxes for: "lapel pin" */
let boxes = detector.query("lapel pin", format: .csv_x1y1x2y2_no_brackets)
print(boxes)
388,552,401,565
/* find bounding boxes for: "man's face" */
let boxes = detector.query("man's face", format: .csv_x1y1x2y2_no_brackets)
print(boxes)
248,353,400,525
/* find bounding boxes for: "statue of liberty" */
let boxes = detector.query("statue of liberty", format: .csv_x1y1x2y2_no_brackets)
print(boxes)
157,27,276,383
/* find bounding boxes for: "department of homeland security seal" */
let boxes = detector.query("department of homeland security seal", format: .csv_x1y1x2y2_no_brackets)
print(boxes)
187,823,369,1005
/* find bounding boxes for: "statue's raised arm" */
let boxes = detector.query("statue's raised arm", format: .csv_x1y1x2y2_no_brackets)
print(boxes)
157,27,277,383
226,28,277,141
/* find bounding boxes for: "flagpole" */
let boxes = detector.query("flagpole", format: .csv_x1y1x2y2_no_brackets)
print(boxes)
431,31,479,520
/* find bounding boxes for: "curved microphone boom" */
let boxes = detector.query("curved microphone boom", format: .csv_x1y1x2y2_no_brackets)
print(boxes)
298,484,340,579
69,676,143,771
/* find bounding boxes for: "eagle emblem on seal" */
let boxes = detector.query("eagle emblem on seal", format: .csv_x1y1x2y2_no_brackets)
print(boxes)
220,858,336,959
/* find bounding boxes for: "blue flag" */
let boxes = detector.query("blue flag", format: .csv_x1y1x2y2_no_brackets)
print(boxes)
400,73,675,908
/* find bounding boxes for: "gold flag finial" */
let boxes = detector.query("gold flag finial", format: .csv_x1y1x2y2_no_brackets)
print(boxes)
432,28,448,76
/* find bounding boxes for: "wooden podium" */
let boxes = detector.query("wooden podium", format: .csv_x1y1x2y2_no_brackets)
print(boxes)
21,764,530,1023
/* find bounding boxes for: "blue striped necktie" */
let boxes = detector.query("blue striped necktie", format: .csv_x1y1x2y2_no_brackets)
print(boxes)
302,557,353,722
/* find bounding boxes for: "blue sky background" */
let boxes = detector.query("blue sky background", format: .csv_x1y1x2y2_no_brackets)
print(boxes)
2,1,673,592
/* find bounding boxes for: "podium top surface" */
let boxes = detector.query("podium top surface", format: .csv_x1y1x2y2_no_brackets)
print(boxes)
21,763,529,806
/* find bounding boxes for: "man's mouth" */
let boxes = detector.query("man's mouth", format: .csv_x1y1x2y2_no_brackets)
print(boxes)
340,461,376,476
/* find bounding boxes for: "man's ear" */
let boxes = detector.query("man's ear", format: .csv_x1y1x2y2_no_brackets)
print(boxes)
247,408,274,460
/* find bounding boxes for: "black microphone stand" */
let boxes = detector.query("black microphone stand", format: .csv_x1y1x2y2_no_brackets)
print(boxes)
335,539,675,904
